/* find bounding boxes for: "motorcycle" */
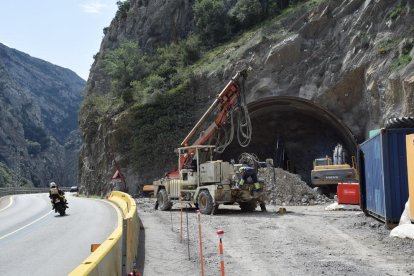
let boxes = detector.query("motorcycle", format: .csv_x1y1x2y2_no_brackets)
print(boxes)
52,194,68,216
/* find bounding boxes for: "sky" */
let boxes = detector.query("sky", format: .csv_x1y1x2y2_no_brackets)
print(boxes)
0,0,118,80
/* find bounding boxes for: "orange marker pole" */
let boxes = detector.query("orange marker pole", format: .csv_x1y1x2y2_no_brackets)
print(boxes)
197,210,205,276
216,229,225,276
180,204,183,242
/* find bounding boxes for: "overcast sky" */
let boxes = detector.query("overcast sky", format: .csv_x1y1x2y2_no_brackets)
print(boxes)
0,0,118,80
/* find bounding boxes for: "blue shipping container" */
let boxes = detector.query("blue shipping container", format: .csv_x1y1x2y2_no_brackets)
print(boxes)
359,128,413,227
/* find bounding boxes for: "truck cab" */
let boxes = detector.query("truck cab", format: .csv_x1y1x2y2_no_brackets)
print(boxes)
314,157,332,167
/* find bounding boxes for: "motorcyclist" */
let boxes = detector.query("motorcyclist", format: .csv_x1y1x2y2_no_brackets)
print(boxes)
238,165,261,191
49,182,68,211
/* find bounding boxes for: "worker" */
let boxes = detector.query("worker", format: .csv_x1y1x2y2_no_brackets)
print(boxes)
238,166,261,191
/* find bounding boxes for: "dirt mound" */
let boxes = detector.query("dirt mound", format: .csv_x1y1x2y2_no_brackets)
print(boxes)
258,167,331,206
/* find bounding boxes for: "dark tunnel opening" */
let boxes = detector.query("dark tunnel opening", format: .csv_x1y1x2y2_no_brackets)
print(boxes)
218,96,357,185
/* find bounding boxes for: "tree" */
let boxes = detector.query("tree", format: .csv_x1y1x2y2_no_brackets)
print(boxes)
229,0,262,30
194,0,229,46
101,41,148,96
116,0,130,18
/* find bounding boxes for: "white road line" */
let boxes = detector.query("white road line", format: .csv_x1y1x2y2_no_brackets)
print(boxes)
0,196,13,213
0,210,53,241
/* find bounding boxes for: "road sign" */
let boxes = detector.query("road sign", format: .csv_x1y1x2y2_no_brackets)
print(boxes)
111,168,125,180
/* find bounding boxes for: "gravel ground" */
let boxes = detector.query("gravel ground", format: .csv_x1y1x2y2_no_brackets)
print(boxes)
136,197,414,276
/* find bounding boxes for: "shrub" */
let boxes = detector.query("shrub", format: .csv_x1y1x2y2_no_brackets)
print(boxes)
0,162,13,187
358,32,370,49
392,54,412,70
181,35,201,65
101,41,148,99
228,0,263,31
21,106,49,150
131,74,166,104
121,88,134,104
116,0,130,18
194,0,230,46
389,4,402,20
376,38,397,55
101,39,200,104
130,80,195,179
27,140,41,155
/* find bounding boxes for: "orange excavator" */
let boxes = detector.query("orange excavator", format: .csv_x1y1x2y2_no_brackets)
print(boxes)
151,70,266,214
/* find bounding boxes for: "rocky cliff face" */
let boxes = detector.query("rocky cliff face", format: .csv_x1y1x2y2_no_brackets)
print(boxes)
80,0,414,194
0,43,84,187
86,0,194,97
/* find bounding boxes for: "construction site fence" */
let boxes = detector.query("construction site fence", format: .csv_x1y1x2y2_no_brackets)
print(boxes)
69,191,139,276
0,187,72,197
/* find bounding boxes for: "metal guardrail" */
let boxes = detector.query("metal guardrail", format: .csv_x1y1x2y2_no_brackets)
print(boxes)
0,187,72,198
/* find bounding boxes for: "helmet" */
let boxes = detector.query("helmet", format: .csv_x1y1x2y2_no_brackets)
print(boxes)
50,182,57,188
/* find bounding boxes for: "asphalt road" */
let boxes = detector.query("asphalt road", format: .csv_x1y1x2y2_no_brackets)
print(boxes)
0,193,118,276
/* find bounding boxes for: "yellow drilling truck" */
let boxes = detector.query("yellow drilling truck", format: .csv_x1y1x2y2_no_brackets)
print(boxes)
153,70,267,214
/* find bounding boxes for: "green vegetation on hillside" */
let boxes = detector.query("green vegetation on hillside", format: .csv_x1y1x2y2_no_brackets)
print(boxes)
0,162,13,188
193,0,306,46
130,81,195,175
87,0,320,179
98,0,312,110
388,3,402,20
0,162,31,188
393,54,412,70
116,0,131,19
100,38,201,106
20,104,49,150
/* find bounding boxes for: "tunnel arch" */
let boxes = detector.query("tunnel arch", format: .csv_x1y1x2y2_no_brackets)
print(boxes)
219,96,358,184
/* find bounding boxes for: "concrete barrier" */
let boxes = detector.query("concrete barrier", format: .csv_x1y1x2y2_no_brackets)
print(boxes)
110,191,140,274
69,191,139,276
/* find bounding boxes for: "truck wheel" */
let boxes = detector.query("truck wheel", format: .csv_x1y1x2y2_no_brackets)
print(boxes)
198,190,214,215
260,203,267,212
157,189,172,211
211,204,219,215
239,202,257,212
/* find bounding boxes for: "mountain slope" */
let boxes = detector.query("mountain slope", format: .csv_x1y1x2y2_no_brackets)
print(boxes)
0,43,85,187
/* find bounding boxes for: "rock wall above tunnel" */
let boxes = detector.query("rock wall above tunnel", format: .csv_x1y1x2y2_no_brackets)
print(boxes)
227,0,414,142
79,0,414,192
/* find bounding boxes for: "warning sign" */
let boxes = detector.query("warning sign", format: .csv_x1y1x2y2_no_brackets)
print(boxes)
111,168,125,180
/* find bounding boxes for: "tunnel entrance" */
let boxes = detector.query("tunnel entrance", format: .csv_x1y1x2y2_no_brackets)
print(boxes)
219,96,357,184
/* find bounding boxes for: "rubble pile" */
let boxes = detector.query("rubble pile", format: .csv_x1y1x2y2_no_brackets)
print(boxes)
258,167,331,206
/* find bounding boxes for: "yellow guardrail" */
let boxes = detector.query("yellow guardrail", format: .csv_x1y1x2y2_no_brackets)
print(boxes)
69,191,140,275
110,191,140,274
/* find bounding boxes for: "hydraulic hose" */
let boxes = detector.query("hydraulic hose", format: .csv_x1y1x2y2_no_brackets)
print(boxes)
214,73,252,153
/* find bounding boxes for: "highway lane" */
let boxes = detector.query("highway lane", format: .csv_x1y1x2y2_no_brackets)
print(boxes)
0,193,119,275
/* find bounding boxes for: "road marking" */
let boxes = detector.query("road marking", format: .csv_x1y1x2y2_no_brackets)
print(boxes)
0,210,53,240
0,196,13,213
